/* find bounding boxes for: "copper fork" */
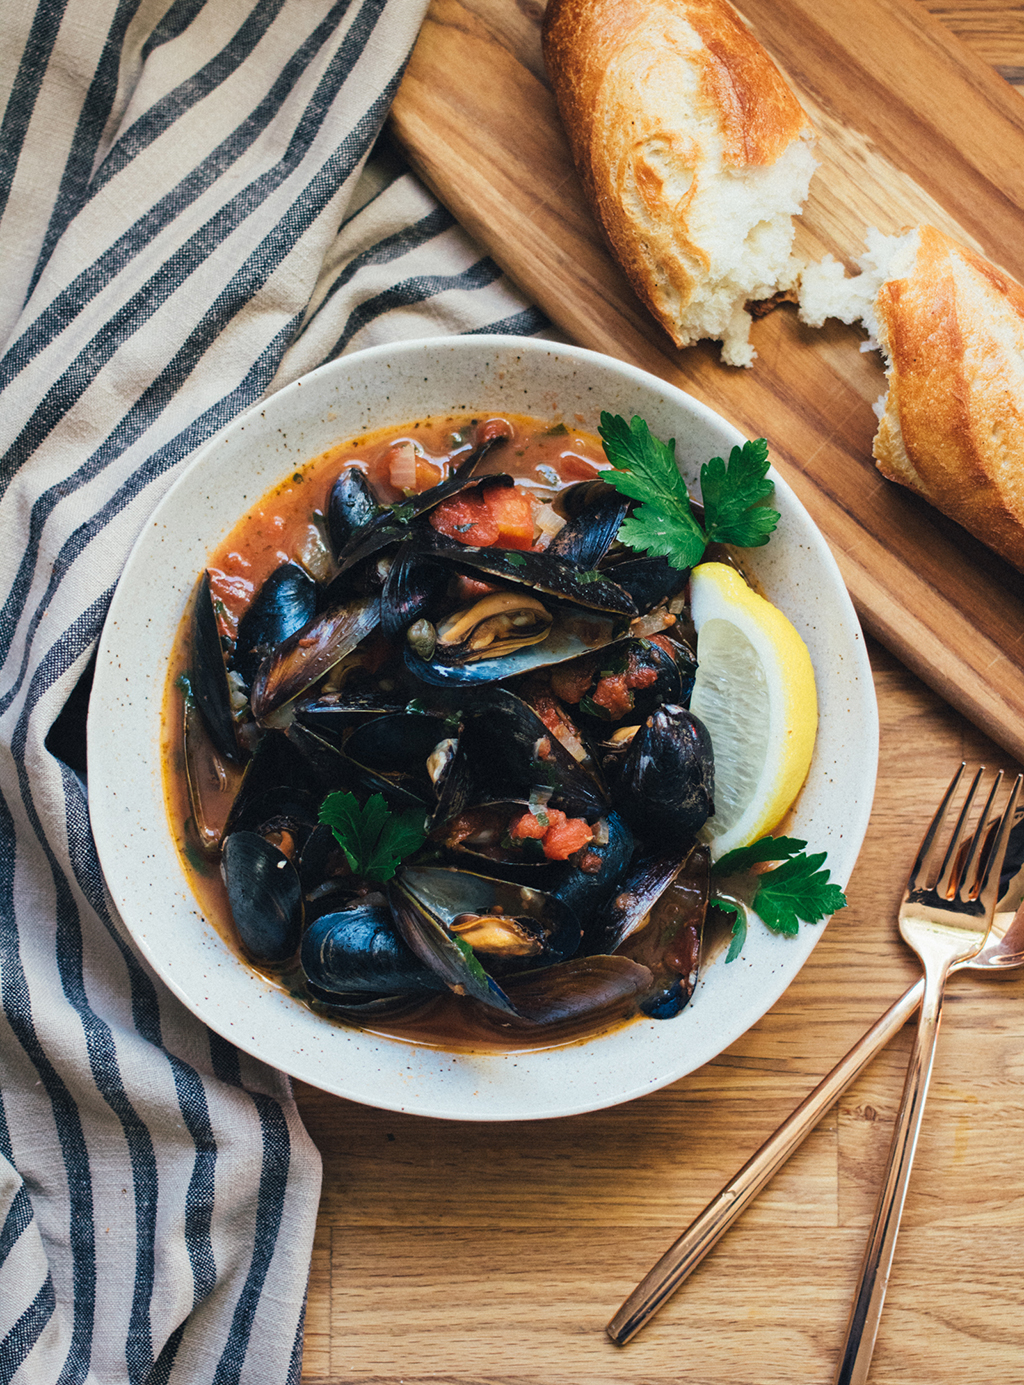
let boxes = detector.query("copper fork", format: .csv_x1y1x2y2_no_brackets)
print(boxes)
607,765,1022,1354
831,765,1021,1383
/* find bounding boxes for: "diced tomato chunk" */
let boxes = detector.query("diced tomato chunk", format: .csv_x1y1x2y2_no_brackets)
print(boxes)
509,811,547,841
429,483,535,549
508,807,594,860
538,810,594,861
480,485,535,549
590,672,633,718
429,493,499,546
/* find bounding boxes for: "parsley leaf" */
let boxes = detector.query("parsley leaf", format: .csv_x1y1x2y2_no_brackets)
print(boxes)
753,851,848,936
713,898,748,963
700,440,778,548
318,790,427,884
598,412,780,567
616,504,705,571
711,834,847,953
599,414,705,567
712,835,810,876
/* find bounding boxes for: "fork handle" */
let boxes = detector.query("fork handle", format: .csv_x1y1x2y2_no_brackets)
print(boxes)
831,964,953,1385
605,977,926,1346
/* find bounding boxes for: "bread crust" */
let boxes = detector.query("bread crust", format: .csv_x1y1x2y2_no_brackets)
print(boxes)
542,0,814,355
873,224,1024,571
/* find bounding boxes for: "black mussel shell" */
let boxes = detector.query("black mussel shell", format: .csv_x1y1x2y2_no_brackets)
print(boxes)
404,600,629,687
415,531,637,616
549,809,635,925
191,571,243,762
472,955,655,1039
616,705,715,846
550,636,697,735
333,436,508,573
341,710,462,809
249,593,380,723
234,562,318,687
380,546,450,640
389,867,583,1014
618,845,708,1019
300,903,447,998
224,728,324,839
546,481,630,571
599,553,690,612
456,688,607,818
327,467,384,558
584,849,688,956
222,830,303,964
183,693,246,854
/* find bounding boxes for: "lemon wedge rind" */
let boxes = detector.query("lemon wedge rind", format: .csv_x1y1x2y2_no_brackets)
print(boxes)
689,562,818,859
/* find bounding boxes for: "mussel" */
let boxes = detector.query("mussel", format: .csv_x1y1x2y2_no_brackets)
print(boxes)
614,705,715,847
222,830,303,964
301,900,447,1003
234,562,318,687
180,420,738,1046
389,867,583,1014
433,591,554,663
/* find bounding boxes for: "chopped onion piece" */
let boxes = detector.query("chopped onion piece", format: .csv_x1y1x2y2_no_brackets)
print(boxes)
388,441,419,492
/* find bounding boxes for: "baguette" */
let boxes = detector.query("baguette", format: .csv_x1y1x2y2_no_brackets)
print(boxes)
542,0,816,366
800,224,1024,572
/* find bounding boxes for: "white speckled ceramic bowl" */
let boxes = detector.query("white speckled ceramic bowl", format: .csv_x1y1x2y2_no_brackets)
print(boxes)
88,336,877,1121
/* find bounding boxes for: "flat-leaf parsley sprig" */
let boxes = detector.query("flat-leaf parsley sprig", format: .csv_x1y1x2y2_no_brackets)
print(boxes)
710,836,847,962
318,791,427,885
598,412,780,568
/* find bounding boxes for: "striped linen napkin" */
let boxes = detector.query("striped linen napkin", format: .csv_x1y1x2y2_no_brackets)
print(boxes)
0,2,544,1381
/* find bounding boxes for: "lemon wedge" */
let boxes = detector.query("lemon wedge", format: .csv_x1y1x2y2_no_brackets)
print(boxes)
688,562,817,858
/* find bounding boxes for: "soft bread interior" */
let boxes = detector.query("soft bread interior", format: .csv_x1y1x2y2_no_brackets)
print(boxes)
797,226,921,349
666,134,818,367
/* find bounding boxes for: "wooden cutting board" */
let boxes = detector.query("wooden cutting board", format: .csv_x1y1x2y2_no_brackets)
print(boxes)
388,0,1024,765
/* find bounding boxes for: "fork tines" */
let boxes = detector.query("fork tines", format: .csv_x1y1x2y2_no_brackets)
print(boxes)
909,764,1022,907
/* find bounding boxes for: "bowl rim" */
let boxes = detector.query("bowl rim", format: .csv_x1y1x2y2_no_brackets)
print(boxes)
88,333,879,1121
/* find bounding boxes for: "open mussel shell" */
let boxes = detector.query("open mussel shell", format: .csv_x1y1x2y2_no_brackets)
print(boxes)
333,435,508,573
433,590,554,664
548,809,635,924
435,798,633,927
191,570,244,762
183,691,246,855
380,546,450,640
300,901,447,1000
615,704,715,847
417,531,638,616
615,844,709,1019
545,480,630,571
223,727,326,840
249,592,380,723
551,635,697,736
341,709,464,810
599,553,691,611
585,850,689,956
456,687,608,818
389,867,583,1015
233,562,318,688
222,830,303,964
405,599,630,687
485,955,655,1036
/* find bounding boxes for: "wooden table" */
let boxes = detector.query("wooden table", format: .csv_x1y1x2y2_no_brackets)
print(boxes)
296,7,1024,1382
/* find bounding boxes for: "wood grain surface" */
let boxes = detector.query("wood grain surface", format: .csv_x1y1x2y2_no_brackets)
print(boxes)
297,6,1024,1383
386,0,1024,768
